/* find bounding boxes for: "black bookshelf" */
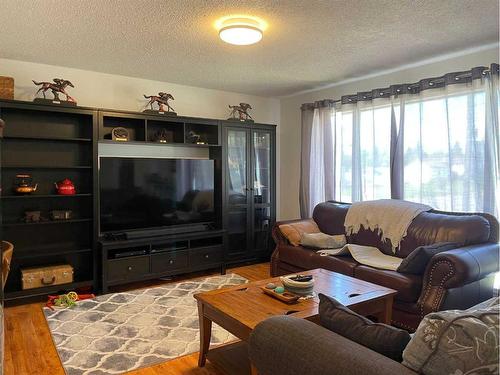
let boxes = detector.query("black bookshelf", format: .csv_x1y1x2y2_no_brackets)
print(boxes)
0,100,97,302
98,110,220,146
0,99,276,302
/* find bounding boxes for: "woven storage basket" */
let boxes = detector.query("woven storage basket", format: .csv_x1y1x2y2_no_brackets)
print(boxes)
0,76,14,100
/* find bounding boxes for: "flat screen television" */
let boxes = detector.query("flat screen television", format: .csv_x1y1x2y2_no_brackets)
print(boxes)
99,157,215,234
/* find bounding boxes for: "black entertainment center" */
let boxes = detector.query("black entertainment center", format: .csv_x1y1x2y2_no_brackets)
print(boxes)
0,100,276,302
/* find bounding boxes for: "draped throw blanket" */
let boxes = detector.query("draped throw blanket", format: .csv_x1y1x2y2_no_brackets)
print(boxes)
317,244,402,271
344,199,432,253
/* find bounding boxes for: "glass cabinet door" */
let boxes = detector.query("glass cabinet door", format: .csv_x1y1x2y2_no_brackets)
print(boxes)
227,128,248,206
225,127,250,256
252,131,271,204
252,130,273,252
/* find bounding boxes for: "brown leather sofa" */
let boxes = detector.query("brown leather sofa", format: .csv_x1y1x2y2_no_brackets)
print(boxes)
271,201,499,331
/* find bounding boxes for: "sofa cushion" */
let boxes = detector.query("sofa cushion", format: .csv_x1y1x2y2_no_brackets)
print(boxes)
319,294,411,362
300,232,346,249
397,242,458,274
355,266,422,302
402,297,499,375
311,202,491,258
277,245,358,276
313,202,349,235
398,212,491,257
279,219,320,246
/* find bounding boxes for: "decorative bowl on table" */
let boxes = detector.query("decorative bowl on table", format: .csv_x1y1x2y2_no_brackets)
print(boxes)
280,274,315,296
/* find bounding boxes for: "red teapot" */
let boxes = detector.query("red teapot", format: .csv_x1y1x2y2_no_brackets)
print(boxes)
55,179,76,195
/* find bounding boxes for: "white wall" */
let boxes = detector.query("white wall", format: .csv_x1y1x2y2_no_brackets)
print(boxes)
279,46,499,220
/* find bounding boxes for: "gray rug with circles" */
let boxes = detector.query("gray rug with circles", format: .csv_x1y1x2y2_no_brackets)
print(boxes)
43,273,248,375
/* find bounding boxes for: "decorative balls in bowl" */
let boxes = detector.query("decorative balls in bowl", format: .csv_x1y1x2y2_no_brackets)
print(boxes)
280,274,315,296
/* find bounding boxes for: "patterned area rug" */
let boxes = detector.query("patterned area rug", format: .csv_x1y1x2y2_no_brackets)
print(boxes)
44,273,248,375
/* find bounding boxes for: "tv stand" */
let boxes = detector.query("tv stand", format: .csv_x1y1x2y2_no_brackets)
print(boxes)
124,223,210,240
99,229,226,293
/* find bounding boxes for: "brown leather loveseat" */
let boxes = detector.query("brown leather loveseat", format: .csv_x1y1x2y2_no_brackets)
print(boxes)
271,201,499,330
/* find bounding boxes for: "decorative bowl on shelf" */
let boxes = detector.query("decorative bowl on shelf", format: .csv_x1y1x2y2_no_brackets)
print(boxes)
280,274,315,296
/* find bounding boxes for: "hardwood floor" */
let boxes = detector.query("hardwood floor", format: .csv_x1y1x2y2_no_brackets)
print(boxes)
4,262,271,375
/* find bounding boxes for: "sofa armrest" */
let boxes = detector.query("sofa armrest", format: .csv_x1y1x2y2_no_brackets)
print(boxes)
248,316,416,375
418,242,499,317
271,219,313,276
271,219,310,245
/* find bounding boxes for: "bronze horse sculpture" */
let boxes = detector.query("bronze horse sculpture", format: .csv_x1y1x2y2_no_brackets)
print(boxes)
228,103,253,121
144,92,175,113
32,78,76,102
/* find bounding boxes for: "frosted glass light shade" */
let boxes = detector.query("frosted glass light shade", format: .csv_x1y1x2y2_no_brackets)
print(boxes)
217,17,264,45
219,26,262,45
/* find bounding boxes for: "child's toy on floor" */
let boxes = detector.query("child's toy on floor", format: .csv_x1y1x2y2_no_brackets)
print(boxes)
46,291,95,310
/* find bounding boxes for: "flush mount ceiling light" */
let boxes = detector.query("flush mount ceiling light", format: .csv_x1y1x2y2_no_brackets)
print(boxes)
217,16,265,45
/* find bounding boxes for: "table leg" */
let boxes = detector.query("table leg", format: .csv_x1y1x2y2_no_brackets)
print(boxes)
250,363,258,375
197,301,212,367
378,296,393,325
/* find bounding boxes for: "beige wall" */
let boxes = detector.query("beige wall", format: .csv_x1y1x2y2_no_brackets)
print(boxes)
278,46,499,220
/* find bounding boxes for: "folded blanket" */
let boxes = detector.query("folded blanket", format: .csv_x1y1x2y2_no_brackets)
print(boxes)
317,244,403,271
344,199,432,254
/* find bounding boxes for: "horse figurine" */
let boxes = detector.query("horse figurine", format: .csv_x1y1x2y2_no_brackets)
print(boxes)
32,78,76,103
143,92,176,114
228,103,253,122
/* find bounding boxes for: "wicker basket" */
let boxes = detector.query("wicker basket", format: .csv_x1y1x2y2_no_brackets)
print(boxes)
0,76,14,100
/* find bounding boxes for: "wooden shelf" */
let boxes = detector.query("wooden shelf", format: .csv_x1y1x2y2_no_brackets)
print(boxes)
99,139,218,147
3,218,92,227
4,280,94,301
4,135,92,142
3,165,92,169
0,99,97,304
2,193,92,199
15,248,92,260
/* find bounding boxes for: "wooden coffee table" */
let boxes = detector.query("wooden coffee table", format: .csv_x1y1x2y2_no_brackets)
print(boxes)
194,268,397,370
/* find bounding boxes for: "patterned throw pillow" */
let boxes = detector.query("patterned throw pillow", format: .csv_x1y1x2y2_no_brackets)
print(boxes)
278,219,320,246
402,297,499,375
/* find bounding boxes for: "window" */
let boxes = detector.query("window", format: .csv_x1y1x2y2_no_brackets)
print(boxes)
322,87,496,214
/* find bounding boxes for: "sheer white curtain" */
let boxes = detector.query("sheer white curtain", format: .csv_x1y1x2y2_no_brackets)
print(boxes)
300,105,335,217
484,70,500,215
301,100,394,216
300,66,500,217
397,80,497,215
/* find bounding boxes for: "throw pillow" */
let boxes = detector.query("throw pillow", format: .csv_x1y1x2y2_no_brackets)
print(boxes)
397,242,458,274
300,232,346,249
402,297,499,375
278,219,320,246
318,293,411,361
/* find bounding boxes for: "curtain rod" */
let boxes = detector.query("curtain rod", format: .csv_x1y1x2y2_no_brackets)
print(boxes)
301,63,499,110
